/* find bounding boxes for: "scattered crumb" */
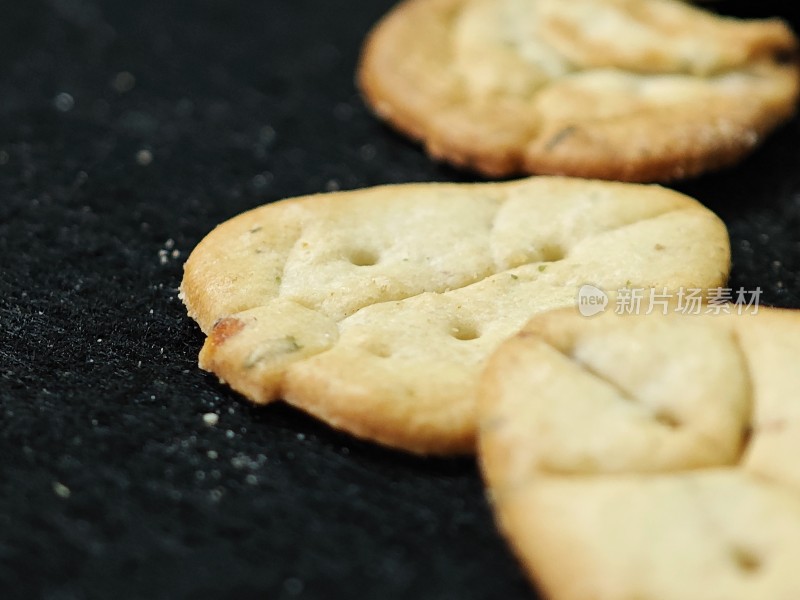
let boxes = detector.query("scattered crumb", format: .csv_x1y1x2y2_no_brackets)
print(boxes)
136,149,153,166
202,413,219,426
54,92,74,112
231,455,250,469
158,239,181,265
52,482,71,498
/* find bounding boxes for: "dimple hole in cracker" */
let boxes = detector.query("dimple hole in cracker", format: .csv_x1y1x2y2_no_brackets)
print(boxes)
450,321,481,341
730,546,762,574
347,248,380,267
654,410,682,429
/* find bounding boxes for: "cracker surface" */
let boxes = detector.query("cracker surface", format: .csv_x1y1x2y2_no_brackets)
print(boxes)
359,0,800,181
181,177,730,454
479,307,800,598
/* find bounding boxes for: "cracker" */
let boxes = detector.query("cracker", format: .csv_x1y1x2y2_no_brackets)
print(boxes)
479,307,800,599
358,0,799,181
181,177,730,454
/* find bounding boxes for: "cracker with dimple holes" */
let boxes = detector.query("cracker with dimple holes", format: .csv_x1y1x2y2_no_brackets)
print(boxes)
181,177,729,454
479,307,800,600
358,0,800,181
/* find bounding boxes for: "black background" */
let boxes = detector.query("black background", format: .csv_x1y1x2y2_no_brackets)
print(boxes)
1,1,799,598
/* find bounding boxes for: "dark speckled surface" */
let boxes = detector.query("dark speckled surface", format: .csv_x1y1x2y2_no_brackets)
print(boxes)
1,1,799,598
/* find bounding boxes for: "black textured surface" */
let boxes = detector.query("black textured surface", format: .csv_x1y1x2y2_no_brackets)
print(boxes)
1,1,799,599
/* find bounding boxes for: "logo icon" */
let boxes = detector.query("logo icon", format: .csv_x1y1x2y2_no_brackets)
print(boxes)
577,284,608,317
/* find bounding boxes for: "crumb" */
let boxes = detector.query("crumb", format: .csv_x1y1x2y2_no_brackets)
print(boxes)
136,149,153,166
53,482,71,498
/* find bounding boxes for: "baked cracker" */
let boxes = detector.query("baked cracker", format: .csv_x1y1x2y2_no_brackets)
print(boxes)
359,0,800,181
479,307,800,598
181,177,730,454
